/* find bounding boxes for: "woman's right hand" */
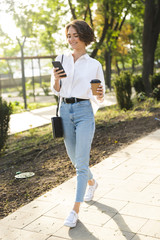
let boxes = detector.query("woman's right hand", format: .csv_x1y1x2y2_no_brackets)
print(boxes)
53,68,66,92
54,68,66,82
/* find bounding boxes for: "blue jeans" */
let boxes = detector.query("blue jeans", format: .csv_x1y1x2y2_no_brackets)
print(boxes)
60,100,95,202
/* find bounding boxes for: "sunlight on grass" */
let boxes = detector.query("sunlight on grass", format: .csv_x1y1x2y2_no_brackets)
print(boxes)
11,102,56,114
95,98,160,126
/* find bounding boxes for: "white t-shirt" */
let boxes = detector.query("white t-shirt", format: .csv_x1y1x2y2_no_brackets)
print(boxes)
50,52,105,110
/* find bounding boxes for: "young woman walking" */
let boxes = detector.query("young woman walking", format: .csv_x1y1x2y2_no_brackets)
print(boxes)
51,19,105,228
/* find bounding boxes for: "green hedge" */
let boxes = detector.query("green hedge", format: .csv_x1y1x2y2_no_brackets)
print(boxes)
0,97,12,154
150,73,160,100
132,74,145,94
114,71,133,110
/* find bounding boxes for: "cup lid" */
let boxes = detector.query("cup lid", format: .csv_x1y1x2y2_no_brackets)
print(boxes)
90,79,101,83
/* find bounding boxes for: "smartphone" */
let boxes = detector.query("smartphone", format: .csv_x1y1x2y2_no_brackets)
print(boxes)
52,61,67,77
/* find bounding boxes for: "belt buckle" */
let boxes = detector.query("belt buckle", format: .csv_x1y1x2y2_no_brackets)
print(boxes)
63,98,67,103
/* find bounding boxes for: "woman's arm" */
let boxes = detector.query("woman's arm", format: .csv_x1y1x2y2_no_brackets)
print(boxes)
53,68,66,92
50,55,66,95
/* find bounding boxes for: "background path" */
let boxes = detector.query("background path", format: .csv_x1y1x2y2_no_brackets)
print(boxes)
9,92,117,135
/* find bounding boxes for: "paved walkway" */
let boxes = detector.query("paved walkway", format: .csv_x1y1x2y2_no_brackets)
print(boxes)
8,92,117,135
0,129,160,240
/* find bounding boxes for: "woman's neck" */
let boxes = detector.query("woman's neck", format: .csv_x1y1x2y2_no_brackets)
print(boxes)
72,49,86,62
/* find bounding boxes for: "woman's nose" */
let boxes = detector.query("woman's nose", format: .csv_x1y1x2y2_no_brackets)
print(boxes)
70,36,75,41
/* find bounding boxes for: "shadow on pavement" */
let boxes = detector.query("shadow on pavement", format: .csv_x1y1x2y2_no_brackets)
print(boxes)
68,220,98,240
83,201,141,240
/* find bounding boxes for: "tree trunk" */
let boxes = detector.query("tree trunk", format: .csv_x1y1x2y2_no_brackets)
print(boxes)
116,60,121,75
105,48,112,90
17,37,27,109
142,0,160,96
131,59,135,74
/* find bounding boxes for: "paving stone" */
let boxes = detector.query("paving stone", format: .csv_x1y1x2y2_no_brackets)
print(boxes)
37,178,76,203
120,142,150,150
104,213,148,233
110,150,134,159
149,142,160,149
0,211,42,229
44,203,73,220
87,198,128,214
99,156,127,170
138,219,160,238
132,234,160,240
104,189,160,207
79,208,115,226
111,167,136,180
0,226,49,240
142,183,160,194
24,216,63,235
153,176,160,184
17,200,58,215
137,148,160,159
126,172,158,183
137,166,160,175
120,202,160,220
114,179,148,192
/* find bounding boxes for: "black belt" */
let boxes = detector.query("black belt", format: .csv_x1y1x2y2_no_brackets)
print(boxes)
62,97,88,104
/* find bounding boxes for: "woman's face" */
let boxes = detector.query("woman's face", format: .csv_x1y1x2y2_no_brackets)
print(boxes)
67,26,86,50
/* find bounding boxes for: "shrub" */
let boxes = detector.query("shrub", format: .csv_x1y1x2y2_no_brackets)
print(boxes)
149,73,160,100
132,74,145,94
114,71,133,110
150,73,160,90
152,87,160,101
137,92,146,102
0,97,13,153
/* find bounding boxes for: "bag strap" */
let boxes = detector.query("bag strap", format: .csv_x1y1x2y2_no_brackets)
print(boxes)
56,54,64,117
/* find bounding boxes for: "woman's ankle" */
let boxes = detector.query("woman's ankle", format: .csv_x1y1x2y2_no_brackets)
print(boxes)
88,179,95,186
73,202,81,214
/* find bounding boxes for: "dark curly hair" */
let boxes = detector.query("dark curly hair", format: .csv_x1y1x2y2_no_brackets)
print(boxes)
65,20,95,46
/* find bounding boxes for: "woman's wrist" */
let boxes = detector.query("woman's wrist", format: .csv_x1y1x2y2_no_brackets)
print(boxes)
53,78,61,92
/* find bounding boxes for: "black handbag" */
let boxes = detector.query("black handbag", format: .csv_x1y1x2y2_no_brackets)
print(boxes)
51,115,63,138
51,55,64,138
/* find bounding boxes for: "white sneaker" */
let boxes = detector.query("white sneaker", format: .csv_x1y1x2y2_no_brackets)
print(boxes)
84,180,98,202
64,210,78,228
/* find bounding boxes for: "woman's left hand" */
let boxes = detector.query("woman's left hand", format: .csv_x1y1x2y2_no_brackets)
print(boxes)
96,85,104,102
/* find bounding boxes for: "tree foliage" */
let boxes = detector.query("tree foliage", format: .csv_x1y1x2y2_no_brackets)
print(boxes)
1,0,160,94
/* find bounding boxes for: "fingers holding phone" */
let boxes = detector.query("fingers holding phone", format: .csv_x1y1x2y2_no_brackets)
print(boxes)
52,61,67,81
54,68,66,81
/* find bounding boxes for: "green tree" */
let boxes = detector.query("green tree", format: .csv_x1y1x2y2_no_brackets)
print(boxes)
67,0,142,89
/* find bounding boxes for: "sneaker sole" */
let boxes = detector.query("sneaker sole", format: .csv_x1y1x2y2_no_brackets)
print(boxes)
64,220,77,228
